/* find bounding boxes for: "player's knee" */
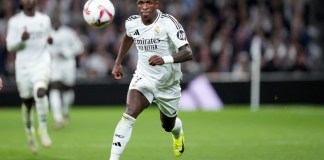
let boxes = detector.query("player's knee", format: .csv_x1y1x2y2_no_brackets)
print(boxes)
64,85,73,91
50,81,63,90
162,123,173,132
36,88,47,98
22,98,34,108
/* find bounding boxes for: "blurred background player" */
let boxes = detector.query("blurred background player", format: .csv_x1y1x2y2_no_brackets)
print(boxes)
49,17,84,129
5,0,52,153
109,0,193,159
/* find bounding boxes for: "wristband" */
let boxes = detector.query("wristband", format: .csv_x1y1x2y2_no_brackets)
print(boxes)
162,55,174,64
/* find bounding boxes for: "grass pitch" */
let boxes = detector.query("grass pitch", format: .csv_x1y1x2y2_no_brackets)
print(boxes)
0,105,324,160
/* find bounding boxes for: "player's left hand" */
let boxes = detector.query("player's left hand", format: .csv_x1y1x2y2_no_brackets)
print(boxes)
47,36,53,45
148,55,164,66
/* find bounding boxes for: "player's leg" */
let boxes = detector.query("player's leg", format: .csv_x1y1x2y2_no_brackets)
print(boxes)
160,112,184,157
62,85,74,122
22,98,35,134
21,98,38,153
156,84,184,157
33,81,52,147
109,89,150,160
16,75,39,153
62,66,76,123
49,81,65,129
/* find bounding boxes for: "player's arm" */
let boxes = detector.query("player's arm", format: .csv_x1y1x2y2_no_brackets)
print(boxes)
149,15,193,66
60,29,84,59
112,34,134,80
70,31,84,57
46,17,53,45
172,44,193,63
6,20,28,52
149,44,193,66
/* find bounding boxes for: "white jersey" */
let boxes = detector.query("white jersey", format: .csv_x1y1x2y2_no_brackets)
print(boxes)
125,10,189,87
6,11,52,70
6,11,52,98
49,25,84,85
50,26,83,63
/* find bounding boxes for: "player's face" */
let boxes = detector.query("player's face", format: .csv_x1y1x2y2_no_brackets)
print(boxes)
52,19,61,30
136,0,159,23
21,0,37,11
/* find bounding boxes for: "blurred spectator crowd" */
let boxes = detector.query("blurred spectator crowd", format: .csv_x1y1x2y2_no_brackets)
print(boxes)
0,0,323,81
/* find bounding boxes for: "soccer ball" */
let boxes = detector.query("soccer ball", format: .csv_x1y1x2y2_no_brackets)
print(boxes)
83,0,115,28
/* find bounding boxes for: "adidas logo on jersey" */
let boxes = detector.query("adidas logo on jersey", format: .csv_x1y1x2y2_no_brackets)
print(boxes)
133,30,140,35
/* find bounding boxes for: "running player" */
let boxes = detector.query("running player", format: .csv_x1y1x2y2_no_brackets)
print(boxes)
6,0,52,153
49,17,84,129
109,0,193,159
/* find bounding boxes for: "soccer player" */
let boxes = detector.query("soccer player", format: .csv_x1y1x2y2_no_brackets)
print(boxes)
49,17,84,129
109,0,193,159
6,0,52,153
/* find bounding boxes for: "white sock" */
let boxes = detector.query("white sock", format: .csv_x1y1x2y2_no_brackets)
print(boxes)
50,89,63,122
62,90,74,117
35,95,49,130
21,104,35,134
171,117,183,138
109,113,136,160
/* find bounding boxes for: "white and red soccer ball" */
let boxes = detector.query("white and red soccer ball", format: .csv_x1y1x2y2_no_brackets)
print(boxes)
83,0,115,28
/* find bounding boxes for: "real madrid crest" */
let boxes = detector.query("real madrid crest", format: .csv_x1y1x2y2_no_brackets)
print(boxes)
154,26,160,35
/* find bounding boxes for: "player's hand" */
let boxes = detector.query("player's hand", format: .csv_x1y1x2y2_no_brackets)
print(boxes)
58,53,66,59
21,27,30,41
112,64,123,80
148,55,164,66
47,36,53,44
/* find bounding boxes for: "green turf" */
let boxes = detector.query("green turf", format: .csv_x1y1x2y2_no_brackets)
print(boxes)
0,105,324,160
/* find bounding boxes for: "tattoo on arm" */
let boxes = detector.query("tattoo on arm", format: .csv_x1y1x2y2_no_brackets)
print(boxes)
173,44,193,63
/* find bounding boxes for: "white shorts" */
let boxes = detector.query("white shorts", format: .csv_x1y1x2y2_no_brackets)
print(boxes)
50,59,76,86
16,60,50,99
129,73,181,117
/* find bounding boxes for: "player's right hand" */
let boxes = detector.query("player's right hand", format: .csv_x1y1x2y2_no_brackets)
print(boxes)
112,64,123,80
149,55,164,66
47,36,53,44
21,27,30,41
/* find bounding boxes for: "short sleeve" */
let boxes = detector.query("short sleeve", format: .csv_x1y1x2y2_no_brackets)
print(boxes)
125,20,132,37
125,15,140,38
165,15,189,50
